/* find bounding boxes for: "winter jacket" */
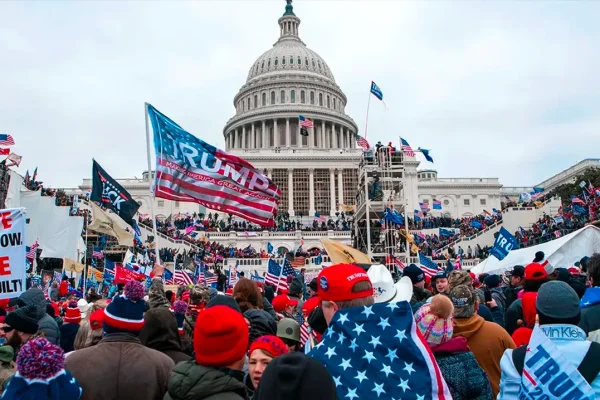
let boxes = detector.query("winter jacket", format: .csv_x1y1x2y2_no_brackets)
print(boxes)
432,337,493,400
453,313,516,397
490,287,507,313
148,278,172,309
579,287,600,341
261,298,277,321
139,307,192,365
504,298,523,336
59,280,69,297
11,289,60,345
59,323,80,353
244,309,277,345
503,286,522,311
164,361,247,400
498,324,600,398
65,333,174,400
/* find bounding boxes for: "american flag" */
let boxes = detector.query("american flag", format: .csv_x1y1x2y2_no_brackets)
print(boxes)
265,259,295,290
356,134,370,149
394,257,406,272
418,253,440,278
0,134,15,146
400,137,415,157
300,321,310,346
204,270,218,285
147,104,281,227
92,247,104,259
227,265,239,287
454,254,462,270
26,241,39,261
298,115,314,128
174,269,194,286
310,302,451,399
289,256,306,269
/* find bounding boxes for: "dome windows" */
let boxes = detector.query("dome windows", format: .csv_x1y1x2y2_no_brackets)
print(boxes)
319,93,323,106
290,56,293,64
247,97,251,110
261,61,265,70
291,90,295,103
333,98,336,110
262,93,266,106
298,56,301,65
280,90,285,103
282,57,286,65
312,59,315,68
254,95,258,108
305,58,308,66
310,91,315,105
271,91,275,104
268,59,271,68
300,90,305,104
317,61,322,71
327,95,330,108
275,58,278,66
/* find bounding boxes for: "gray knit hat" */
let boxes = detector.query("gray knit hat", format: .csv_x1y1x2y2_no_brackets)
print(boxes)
536,281,580,319
5,305,38,334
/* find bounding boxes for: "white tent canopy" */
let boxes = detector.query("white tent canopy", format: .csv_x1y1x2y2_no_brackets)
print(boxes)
470,225,600,275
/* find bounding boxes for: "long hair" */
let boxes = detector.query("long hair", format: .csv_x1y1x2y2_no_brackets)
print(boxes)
233,278,264,313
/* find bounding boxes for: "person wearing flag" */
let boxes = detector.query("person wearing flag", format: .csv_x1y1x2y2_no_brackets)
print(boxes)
499,281,600,399
309,263,451,399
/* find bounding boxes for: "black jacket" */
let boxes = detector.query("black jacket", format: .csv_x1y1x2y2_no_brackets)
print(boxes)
139,307,192,364
164,362,247,400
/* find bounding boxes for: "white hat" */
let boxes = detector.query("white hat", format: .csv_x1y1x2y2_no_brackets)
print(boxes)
77,298,90,318
367,265,413,304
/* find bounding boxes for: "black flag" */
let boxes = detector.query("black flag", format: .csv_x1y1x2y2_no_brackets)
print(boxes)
300,127,309,137
91,160,140,227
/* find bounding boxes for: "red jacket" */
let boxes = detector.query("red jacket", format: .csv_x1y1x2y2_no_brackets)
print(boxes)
59,281,68,297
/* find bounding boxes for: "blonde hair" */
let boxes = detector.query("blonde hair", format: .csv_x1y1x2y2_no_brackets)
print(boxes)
73,320,103,350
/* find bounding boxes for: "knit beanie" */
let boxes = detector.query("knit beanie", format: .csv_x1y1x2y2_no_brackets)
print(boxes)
403,264,425,284
253,352,337,400
172,300,187,335
206,294,242,313
2,337,82,400
415,295,454,346
248,335,288,358
483,274,501,289
103,280,146,335
89,309,105,331
6,305,39,334
194,305,249,367
64,301,82,324
536,281,581,325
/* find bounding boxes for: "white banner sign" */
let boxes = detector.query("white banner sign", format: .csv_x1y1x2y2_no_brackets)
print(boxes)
0,208,26,299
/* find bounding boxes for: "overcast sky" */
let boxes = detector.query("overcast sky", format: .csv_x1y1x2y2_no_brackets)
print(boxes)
1,0,599,189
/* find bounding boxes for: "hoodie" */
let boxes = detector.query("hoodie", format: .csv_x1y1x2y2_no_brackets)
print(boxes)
164,362,247,400
11,289,59,345
244,309,277,346
453,314,516,397
580,286,600,341
139,307,192,364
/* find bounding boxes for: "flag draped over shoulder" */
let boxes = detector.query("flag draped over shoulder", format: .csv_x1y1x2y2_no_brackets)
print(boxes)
91,160,139,226
309,302,450,399
147,104,281,227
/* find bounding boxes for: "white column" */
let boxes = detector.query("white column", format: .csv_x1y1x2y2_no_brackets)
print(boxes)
321,120,326,149
285,118,291,148
337,168,344,207
309,168,315,216
309,122,314,149
274,119,279,147
242,125,246,149
262,120,267,148
329,168,336,215
251,123,255,149
332,123,337,148
267,169,272,179
288,168,294,216
234,128,238,149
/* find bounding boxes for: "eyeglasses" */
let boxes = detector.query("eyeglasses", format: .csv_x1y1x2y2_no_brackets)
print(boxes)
1,327,13,333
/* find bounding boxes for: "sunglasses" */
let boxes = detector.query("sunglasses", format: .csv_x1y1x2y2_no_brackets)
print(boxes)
1,327,13,333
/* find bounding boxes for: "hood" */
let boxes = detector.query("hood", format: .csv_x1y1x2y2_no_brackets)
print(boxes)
166,361,246,400
581,287,600,309
139,307,183,353
244,309,277,345
453,314,485,339
12,289,46,319
521,292,538,327
431,336,469,355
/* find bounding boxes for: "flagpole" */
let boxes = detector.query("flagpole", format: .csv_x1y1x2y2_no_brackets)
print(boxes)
144,103,161,264
364,167,372,260
275,260,284,295
83,223,88,296
364,91,372,139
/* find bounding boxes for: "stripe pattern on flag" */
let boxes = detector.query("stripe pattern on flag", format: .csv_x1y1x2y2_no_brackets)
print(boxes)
174,270,194,286
418,253,440,278
401,137,415,157
0,134,15,146
356,134,370,149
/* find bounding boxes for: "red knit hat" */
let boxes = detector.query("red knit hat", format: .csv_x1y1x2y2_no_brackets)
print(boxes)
317,264,372,302
248,335,288,358
525,263,548,281
64,301,81,324
89,309,105,330
271,295,298,313
194,305,248,367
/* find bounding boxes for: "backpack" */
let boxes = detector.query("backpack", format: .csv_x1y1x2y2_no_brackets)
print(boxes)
512,342,600,384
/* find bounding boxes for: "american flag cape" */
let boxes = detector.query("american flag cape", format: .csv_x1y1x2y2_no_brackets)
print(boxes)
147,104,281,227
309,302,450,399
418,253,440,278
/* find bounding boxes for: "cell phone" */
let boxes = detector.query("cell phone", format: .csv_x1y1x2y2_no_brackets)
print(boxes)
484,289,492,303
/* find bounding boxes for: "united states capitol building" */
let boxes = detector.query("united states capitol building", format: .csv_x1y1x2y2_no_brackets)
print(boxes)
74,1,597,253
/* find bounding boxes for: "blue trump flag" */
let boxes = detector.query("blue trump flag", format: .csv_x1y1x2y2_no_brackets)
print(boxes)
383,207,404,225
418,147,434,163
267,242,273,254
370,81,383,101
309,302,450,399
439,228,454,237
470,220,482,229
489,226,519,261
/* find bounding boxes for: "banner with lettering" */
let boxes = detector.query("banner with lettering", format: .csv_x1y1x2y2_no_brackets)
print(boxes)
0,209,26,299
113,263,145,284
520,324,595,399
489,226,519,261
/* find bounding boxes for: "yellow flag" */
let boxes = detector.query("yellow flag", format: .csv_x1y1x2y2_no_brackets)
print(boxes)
64,258,85,273
88,202,134,246
411,243,420,254
399,230,414,243
320,238,371,265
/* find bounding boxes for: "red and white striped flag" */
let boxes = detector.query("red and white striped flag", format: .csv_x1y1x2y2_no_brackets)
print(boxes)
298,115,314,128
174,270,194,286
0,134,15,146
355,134,370,149
26,241,39,261
300,321,310,346
147,104,281,227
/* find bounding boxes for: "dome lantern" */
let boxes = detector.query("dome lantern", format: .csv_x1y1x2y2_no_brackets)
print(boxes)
278,0,301,43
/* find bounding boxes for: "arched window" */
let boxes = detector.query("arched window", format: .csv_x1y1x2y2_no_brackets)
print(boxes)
282,57,286,65
298,56,301,65
290,56,293,65
310,92,315,105
290,90,295,103
271,91,275,104
317,61,321,70
247,97,251,110
261,61,265,70
333,98,336,110
262,93,266,106
300,90,305,103
319,93,323,106
268,59,271,68
254,95,258,108
275,58,278,66
242,101,245,111
280,90,285,103
312,59,315,68
305,58,308,66
327,95,330,108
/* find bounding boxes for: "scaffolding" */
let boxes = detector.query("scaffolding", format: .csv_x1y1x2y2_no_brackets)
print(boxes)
0,162,10,209
353,148,409,271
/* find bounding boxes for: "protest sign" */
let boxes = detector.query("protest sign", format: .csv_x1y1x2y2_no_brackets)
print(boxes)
113,264,145,284
0,208,26,299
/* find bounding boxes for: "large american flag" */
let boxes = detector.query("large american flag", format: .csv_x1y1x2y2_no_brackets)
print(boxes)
356,134,370,149
400,137,415,157
298,115,314,128
310,302,451,399
394,257,406,272
174,269,194,286
0,134,15,146
26,241,39,261
204,270,218,285
147,104,281,227
418,253,440,278
289,256,306,269
265,259,295,290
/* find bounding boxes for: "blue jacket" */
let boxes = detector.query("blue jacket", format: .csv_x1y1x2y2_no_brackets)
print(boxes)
498,324,600,399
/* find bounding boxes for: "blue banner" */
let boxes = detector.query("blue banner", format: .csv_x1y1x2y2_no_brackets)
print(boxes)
439,228,454,237
489,226,519,261
470,220,482,229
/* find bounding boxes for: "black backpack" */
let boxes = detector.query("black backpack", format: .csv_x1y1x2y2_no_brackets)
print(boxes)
512,342,600,384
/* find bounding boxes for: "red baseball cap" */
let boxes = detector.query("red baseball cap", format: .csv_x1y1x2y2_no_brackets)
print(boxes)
524,263,548,281
302,296,320,316
317,264,372,302
568,267,580,276
272,295,298,313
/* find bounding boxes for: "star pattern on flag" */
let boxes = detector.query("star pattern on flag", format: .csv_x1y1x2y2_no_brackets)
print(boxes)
309,302,449,400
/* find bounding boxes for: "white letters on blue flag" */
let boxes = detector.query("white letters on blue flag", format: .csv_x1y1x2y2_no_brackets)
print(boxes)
489,226,518,260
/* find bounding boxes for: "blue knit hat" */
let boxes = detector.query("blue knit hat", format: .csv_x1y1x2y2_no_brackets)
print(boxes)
2,337,82,400
104,280,146,335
